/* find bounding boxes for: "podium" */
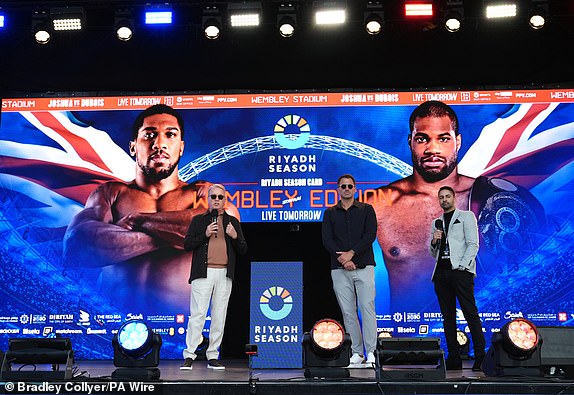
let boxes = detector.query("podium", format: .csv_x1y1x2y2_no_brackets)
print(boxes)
250,261,303,368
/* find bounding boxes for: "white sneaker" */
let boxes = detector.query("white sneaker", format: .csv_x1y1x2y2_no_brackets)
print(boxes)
347,353,364,368
365,352,376,365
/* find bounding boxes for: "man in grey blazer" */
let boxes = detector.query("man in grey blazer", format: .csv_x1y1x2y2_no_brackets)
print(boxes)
430,186,485,371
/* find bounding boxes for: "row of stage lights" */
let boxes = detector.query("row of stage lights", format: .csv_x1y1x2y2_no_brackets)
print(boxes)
0,0,551,45
0,317,556,381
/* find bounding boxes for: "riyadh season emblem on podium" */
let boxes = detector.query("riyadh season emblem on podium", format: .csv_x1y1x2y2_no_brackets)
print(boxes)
259,286,293,320
274,114,311,149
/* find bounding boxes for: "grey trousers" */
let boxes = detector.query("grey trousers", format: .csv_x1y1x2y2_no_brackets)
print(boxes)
331,266,377,355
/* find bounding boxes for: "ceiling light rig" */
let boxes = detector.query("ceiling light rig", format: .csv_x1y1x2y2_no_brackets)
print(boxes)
51,6,84,31
314,1,347,26
144,4,173,25
114,9,134,41
364,0,384,35
32,10,51,44
229,1,262,28
277,2,297,38
404,1,434,17
527,0,548,29
484,1,518,19
443,0,464,32
202,5,222,39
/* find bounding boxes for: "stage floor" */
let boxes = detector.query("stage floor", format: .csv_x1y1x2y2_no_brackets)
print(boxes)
2,359,573,395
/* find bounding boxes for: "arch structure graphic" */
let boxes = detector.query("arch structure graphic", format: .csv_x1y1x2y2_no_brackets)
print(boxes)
179,135,412,181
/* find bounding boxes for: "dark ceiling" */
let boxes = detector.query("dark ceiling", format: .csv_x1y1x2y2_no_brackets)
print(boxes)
0,0,573,96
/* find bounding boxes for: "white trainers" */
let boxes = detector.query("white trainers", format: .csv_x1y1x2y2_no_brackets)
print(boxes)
347,353,365,368
365,352,376,365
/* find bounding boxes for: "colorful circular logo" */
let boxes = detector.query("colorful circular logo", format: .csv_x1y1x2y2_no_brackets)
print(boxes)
274,115,311,149
259,286,293,320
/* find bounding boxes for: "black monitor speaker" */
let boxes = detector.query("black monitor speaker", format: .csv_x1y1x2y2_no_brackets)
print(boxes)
537,326,574,379
1,338,74,380
377,337,446,380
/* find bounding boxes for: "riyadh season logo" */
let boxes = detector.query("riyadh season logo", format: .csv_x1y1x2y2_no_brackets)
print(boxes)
259,286,293,320
274,115,311,149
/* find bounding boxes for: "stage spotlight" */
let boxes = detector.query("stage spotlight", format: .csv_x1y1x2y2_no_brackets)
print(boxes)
229,2,261,28
404,1,434,17
484,1,517,19
277,3,297,38
378,330,393,338
377,337,446,380
527,0,548,30
202,5,222,40
114,9,134,42
314,1,347,26
0,12,5,29
112,319,162,380
302,318,351,378
457,329,470,359
1,338,74,380
32,10,51,44
51,6,84,31
145,4,173,25
443,0,463,32
364,1,384,35
482,318,543,377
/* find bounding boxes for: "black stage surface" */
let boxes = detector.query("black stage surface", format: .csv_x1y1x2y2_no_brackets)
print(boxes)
1,359,573,395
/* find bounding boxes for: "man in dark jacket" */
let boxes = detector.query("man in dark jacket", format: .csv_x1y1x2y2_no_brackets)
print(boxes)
180,184,247,371
322,174,378,367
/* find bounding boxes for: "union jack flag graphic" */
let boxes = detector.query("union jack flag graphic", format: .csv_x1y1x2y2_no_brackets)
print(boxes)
1,110,134,228
460,102,574,193
1,100,574,359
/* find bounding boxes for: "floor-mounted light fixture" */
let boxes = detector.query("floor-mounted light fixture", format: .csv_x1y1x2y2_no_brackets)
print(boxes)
457,328,470,359
112,319,162,380
482,318,543,377
302,318,351,378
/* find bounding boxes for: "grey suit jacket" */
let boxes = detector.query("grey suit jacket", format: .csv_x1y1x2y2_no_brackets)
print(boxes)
429,209,479,279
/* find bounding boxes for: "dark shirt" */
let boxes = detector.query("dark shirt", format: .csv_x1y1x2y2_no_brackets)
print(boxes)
321,200,377,270
437,210,455,271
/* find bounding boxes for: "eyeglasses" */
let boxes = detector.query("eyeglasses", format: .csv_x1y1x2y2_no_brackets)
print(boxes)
210,194,225,200
339,184,354,190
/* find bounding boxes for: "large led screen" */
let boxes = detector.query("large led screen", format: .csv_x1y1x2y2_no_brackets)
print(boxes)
1,89,573,359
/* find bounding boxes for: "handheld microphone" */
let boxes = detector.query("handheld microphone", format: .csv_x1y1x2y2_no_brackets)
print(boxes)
435,219,443,231
211,209,218,238
433,219,443,247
